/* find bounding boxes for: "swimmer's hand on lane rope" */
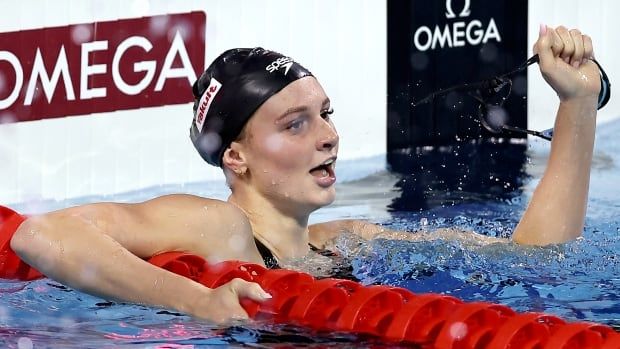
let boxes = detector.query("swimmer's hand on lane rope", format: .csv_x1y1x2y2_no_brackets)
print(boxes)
190,278,271,324
534,24,601,104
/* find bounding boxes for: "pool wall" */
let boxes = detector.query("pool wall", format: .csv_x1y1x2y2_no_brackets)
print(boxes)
0,0,618,205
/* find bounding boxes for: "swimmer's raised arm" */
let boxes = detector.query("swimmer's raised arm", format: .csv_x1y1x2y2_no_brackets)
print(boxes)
512,25,600,245
10,195,270,323
321,27,599,247
313,26,600,247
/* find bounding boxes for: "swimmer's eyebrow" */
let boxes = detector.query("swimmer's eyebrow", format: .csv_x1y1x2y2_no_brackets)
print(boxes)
276,98,331,121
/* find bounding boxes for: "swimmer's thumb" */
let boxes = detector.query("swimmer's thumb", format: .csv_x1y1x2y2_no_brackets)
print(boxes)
234,280,272,302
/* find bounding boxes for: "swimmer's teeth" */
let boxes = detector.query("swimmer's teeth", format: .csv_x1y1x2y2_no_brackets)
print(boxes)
322,169,328,177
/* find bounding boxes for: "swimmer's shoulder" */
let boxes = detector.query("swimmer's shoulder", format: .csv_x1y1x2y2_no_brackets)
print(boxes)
139,194,250,230
125,194,257,260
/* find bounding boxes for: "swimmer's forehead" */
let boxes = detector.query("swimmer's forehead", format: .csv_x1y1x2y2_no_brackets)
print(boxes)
257,77,331,121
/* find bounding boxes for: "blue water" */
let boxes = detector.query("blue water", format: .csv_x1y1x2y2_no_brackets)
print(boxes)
2,119,620,347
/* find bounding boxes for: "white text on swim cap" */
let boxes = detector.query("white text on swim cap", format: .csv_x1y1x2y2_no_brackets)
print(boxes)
195,78,222,132
266,57,294,75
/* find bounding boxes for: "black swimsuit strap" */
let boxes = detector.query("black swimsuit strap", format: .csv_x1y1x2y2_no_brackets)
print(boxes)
254,238,337,269
254,238,281,269
254,238,357,280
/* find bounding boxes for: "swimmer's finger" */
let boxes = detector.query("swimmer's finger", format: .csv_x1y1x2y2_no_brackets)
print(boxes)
534,24,554,70
229,278,272,302
583,35,594,63
550,27,564,58
556,26,574,63
570,29,584,68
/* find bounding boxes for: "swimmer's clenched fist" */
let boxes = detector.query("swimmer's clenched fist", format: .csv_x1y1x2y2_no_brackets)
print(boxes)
534,25,600,104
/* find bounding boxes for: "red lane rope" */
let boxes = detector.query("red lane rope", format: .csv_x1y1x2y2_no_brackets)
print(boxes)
148,252,620,348
0,206,42,280
1,205,619,348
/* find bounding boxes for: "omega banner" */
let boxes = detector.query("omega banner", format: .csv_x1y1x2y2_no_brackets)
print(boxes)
0,12,206,122
387,0,528,151
387,0,529,210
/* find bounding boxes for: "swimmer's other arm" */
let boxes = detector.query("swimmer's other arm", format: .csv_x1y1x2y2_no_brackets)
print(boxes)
309,219,504,247
314,27,599,247
512,26,598,245
10,195,270,323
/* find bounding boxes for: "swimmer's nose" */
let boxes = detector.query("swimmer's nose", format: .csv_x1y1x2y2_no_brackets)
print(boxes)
316,121,339,151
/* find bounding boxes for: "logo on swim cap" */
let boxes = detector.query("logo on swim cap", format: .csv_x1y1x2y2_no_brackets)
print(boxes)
195,78,222,132
266,57,294,76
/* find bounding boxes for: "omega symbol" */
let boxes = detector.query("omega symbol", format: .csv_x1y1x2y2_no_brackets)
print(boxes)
445,0,471,18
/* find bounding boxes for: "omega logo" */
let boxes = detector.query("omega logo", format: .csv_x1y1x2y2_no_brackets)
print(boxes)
445,0,471,19
413,0,501,52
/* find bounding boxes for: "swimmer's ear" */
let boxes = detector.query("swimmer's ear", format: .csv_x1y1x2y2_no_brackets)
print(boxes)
222,142,248,175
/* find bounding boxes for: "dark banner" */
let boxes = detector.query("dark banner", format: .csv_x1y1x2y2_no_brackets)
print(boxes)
388,0,528,150
0,12,206,122
387,0,529,210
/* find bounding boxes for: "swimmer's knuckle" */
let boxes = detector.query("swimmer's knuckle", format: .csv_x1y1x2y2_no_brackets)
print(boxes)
230,277,248,287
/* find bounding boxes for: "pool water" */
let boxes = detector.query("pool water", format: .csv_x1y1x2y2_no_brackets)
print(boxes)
2,119,620,348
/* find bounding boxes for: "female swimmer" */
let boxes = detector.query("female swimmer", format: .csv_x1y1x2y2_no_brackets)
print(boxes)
10,25,601,323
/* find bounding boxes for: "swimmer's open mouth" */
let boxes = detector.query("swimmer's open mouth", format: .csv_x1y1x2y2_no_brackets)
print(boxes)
309,157,336,178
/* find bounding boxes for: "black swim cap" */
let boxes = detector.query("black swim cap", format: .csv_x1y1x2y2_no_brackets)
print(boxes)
190,47,313,167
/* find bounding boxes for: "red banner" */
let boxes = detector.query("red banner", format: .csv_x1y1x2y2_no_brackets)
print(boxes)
0,12,206,122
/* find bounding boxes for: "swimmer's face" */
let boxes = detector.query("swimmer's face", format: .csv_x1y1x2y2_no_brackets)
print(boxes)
235,76,338,214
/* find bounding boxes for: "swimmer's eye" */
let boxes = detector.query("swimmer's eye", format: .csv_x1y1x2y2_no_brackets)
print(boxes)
286,118,306,131
320,108,334,120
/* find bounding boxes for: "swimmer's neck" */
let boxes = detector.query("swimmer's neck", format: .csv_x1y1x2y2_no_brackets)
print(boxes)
228,192,311,260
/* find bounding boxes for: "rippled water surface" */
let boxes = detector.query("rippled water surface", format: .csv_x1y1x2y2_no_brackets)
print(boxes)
3,119,620,347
